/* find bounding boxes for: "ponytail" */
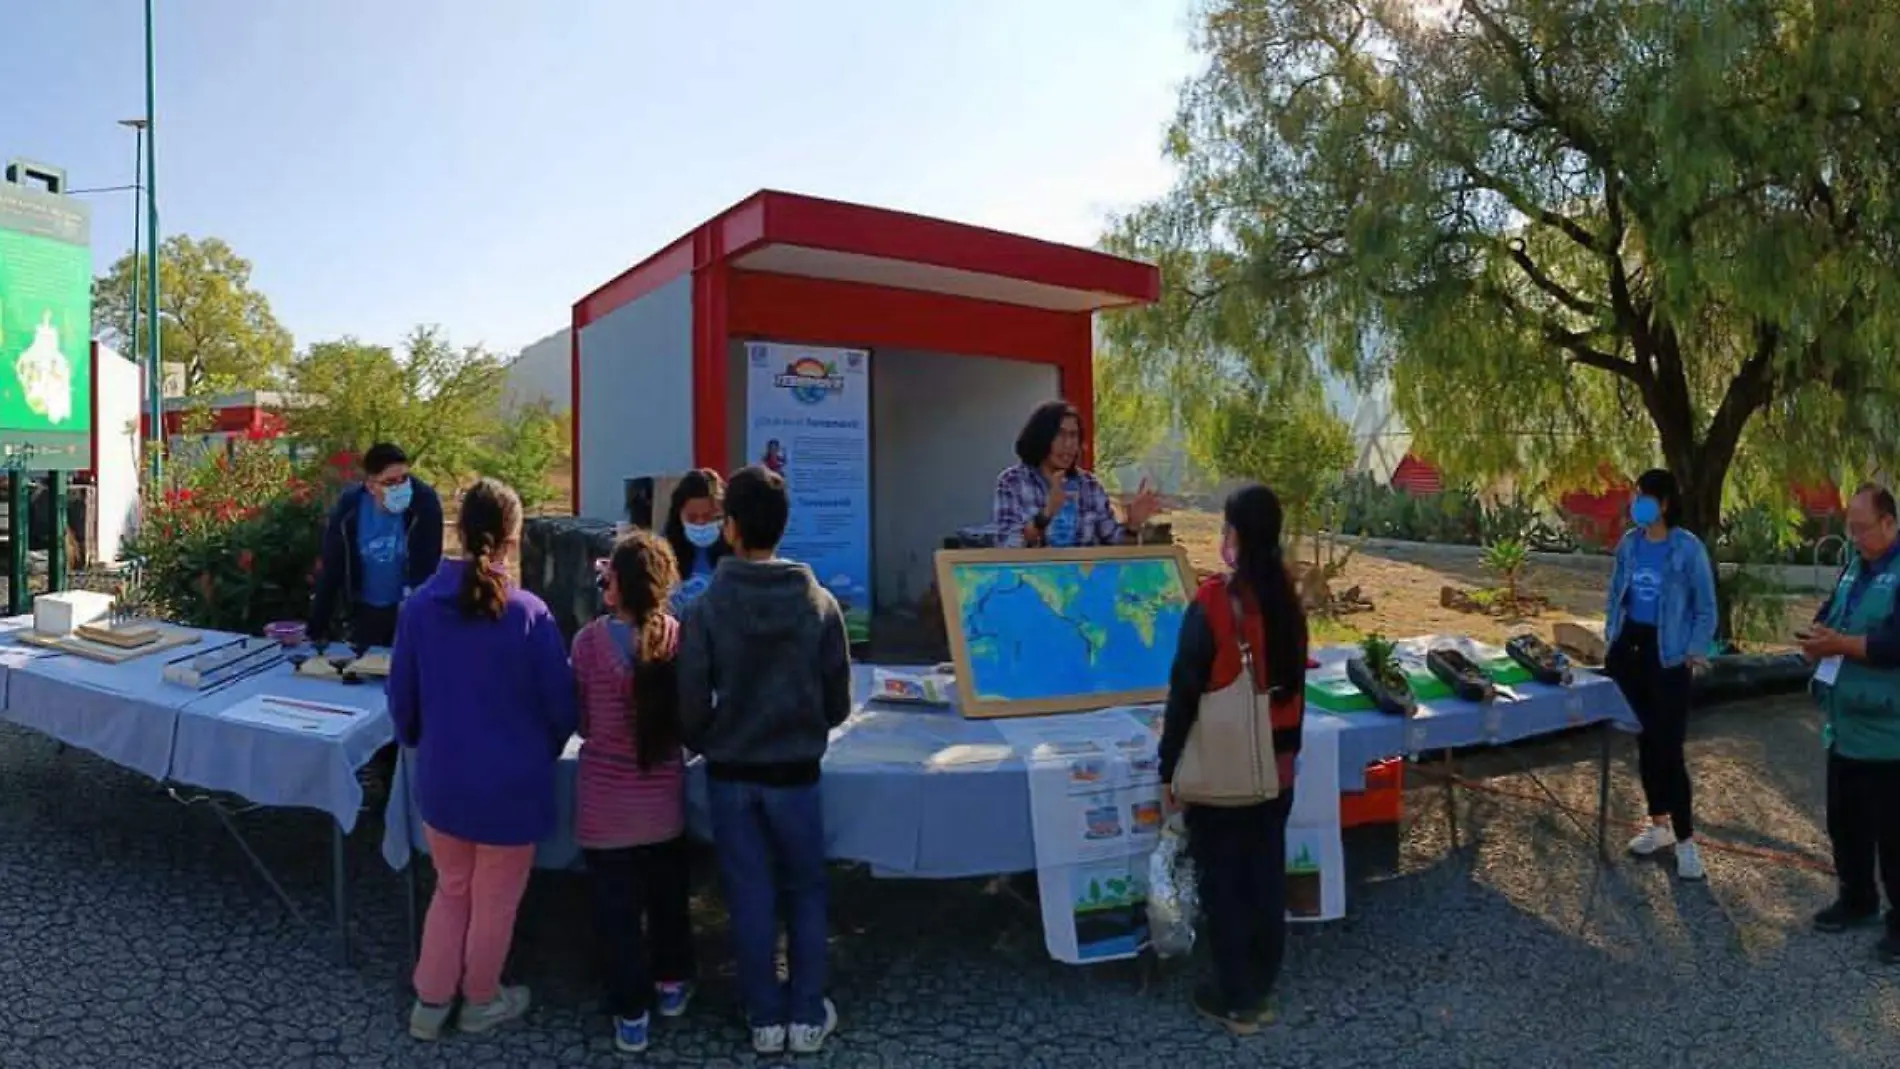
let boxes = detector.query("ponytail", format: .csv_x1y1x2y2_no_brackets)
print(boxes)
454,477,523,621
607,529,683,770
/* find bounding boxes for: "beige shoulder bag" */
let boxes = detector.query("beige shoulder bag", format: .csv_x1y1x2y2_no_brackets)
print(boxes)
1171,586,1280,807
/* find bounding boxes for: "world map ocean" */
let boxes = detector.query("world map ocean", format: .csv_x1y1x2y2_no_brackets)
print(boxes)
953,557,1190,702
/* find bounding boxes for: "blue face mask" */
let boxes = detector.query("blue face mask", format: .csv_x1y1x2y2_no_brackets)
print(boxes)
381,480,413,514
1630,495,1661,527
684,521,722,549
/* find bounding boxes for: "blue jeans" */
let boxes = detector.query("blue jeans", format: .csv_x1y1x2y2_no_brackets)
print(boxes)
707,778,829,1027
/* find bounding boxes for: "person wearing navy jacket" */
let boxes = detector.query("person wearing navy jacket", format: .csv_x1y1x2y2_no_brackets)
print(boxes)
387,477,577,1042
309,442,445,648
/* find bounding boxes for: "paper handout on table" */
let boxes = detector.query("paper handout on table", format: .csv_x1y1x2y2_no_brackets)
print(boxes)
214,694,368,737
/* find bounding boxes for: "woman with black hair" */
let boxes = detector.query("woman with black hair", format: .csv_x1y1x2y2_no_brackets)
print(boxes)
992,399,1161,548
1604,468,1718,881
1157,483,1307,1034
663,469,731,614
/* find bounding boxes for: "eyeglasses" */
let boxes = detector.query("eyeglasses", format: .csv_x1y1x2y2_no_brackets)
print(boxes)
370,473,409,490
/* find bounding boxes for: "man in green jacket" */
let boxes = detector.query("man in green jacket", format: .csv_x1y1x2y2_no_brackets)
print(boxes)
1803,483,1900,961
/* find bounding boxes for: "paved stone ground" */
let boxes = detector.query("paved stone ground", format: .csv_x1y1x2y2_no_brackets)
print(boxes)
3,695,1898,1068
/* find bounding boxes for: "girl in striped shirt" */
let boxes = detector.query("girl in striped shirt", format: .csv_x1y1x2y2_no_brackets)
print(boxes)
572,530,697,1053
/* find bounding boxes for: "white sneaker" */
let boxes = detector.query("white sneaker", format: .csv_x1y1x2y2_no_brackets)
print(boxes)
752,1024,788,1055
1628,824,1676,856
407,1000,453,1041
788,999,839,1054
1676,839,1706,881
457,986,531,1033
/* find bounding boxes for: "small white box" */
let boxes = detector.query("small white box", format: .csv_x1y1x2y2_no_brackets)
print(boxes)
34,590,116,637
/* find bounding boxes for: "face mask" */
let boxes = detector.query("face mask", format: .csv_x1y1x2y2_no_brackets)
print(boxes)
382,481,413,514
684,522,722,549
1629,495,1661,527
1221,535,1237,569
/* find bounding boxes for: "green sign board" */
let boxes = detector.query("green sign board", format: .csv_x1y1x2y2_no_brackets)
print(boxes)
0,181,92,471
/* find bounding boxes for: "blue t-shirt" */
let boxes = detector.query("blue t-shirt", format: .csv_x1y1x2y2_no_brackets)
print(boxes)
357,505,408,609
1624,536,1670,626
1045,477,1082,548
670,552,716,615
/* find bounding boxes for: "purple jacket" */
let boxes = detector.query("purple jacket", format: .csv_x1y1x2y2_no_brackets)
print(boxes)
387,560,577,846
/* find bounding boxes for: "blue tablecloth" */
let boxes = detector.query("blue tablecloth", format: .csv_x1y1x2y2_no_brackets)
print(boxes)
0,617,393,831
382,650,1640,878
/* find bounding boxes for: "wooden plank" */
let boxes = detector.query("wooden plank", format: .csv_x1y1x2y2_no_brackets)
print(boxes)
16,623,201,664
934,543,1196,720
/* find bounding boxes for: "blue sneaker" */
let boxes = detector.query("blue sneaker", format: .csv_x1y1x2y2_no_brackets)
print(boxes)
614,1013,650,1054
655,981,695,1019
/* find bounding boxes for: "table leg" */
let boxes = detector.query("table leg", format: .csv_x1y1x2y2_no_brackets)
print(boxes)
1441,748,1461,852
1596,722,1613,864
332,823,350,966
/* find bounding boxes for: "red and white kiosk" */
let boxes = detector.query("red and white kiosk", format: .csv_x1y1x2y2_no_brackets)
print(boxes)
569,190,1159,614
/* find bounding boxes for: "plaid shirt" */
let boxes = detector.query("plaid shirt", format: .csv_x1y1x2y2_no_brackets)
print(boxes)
992,464,1124,548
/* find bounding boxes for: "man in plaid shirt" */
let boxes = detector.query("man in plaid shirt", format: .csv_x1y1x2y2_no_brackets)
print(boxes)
992,400,1160,548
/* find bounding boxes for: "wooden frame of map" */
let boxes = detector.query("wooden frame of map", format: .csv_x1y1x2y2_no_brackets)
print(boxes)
934,544,1198,719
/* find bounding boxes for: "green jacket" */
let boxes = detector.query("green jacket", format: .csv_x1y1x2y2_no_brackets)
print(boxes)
1816,552,1900,760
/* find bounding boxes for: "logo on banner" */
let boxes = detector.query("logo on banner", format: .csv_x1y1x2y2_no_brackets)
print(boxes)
774,357,845,405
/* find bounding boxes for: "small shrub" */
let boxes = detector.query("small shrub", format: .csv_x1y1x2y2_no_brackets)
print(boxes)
122,441,335,635
1480,538,1531,609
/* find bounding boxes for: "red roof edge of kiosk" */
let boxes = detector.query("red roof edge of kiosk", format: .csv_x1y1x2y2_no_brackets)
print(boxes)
573,190,1162,329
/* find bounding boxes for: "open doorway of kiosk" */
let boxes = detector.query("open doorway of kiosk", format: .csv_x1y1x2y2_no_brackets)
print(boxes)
724,339,1059,662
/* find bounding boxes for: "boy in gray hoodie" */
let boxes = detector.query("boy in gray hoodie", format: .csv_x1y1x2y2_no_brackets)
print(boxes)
678,465,851,1057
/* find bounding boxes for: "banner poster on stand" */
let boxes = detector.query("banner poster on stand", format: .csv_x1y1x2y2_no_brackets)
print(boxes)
744,342,872,642
997,706,1346,965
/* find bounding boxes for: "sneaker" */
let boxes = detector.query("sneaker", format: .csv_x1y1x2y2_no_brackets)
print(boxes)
1627,824,1676,857
407,1000,454,1041
655,980,695,1019
1814,899,1882,933
752,1024,788,1055
458,986,531,1034
788,998,839,1054
613,1013,650,1054
1192,984,1272,1036
1675,839,1706,881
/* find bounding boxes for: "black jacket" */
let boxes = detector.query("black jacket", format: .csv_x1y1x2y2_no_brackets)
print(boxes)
308,478,445,640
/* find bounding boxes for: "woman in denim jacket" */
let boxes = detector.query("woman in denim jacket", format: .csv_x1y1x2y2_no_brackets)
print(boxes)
1604,469,1719,880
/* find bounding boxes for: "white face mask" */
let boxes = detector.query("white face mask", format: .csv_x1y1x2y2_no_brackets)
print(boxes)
684,521,722,549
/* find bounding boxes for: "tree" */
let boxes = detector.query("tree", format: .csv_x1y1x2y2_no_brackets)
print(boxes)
476,401,571,513
287,327,506,486
1108,0,1900,539
94,235,294,395
1188,372,1354,548
1090,342,1163,483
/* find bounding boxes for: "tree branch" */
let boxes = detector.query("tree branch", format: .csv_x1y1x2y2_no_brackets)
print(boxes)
1502,241,1600,317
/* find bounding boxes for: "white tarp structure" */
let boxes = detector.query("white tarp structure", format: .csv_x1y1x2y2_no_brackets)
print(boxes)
1324,370,1412,484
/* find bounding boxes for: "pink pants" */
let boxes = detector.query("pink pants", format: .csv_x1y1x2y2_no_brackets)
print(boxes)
413,825,536,1005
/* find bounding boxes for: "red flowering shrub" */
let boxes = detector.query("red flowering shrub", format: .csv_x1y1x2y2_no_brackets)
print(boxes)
122,441,341,635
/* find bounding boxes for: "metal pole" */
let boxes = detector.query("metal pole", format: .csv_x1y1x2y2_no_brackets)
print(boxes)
128,124,142,386
143,0,163,485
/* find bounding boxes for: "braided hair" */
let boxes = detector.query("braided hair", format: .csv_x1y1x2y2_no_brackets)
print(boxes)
455,477,523,621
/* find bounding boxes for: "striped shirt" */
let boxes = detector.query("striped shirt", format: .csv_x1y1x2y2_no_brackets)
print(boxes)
571,615,685,850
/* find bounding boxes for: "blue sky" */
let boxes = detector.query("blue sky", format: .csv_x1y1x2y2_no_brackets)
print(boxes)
3,0,1199,357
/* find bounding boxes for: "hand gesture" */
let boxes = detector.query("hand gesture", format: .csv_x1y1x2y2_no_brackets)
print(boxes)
1124,476,1162,530
1044,474,1069,520
1161,783,1180,815
1802,625,1844,662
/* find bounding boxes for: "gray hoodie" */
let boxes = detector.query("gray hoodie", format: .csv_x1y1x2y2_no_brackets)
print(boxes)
677,557,852,780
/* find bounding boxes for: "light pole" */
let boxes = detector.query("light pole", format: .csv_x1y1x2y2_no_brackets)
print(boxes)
117,118,146,388
142,0,162,484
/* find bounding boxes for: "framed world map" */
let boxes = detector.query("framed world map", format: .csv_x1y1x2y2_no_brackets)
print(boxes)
935,544,1197,719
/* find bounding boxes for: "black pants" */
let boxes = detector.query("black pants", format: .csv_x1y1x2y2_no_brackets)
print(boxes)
350,602,400,650
584,838,697,1019
1827,749,1900,927
1188,793,1293,1011
1607,623,1695,840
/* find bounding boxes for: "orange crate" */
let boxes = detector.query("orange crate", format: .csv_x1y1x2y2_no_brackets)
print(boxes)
1341,759,1403,829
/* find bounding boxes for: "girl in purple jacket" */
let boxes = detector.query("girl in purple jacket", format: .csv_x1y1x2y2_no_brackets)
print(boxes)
388,478,578,1041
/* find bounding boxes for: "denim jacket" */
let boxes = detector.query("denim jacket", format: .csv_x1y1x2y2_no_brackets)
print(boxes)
1603,527,1718,668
